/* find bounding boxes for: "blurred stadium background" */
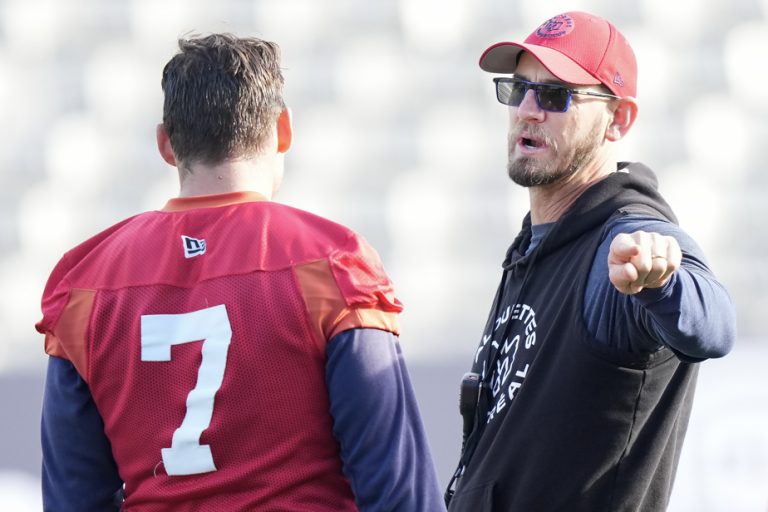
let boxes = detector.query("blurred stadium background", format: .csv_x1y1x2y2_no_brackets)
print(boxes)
1,0,767,509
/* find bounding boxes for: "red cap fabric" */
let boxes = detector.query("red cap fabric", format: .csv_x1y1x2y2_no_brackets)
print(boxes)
479,12,637,97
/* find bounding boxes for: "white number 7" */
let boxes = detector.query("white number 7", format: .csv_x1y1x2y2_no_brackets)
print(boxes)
140,304,232,476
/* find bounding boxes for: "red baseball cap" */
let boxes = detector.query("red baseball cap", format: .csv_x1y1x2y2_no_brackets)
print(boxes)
479,11,637,97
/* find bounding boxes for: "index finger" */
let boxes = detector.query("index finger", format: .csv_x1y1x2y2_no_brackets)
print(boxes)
609,233,641,263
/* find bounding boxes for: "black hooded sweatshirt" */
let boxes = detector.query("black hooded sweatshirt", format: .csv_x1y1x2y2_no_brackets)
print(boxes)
448,162,698,512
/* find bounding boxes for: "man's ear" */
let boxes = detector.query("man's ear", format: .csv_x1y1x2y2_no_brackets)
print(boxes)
605,97,638,142
276,108,293,154
156,124,177,166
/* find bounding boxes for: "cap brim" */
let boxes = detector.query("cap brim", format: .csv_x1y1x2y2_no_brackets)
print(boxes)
479,42,600,86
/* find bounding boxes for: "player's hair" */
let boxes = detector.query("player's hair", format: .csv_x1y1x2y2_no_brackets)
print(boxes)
161,33,285,166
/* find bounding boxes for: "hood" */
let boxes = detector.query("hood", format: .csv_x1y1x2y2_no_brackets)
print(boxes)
503,162,676,269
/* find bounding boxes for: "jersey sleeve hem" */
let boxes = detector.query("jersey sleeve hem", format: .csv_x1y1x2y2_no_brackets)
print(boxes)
41,288,96,382
295,259,401,346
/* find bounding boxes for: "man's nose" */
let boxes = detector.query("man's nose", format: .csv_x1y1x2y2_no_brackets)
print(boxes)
516,89,545,122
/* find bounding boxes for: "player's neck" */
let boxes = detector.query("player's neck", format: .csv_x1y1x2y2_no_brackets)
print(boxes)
528,155,616,225
177,156,282,199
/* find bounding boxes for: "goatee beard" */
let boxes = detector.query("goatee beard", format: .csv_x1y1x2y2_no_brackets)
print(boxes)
507,123,602,188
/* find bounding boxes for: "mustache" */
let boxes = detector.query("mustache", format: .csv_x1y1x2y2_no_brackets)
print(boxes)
509,124,557,150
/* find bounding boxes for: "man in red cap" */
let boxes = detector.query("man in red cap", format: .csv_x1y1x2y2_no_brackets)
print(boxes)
445,12,735,511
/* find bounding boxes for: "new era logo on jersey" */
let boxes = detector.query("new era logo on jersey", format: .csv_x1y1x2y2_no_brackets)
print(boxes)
181,235,207,258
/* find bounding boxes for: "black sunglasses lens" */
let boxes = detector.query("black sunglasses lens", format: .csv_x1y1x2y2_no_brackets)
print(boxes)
535,86,570,112
497,80,527,106
496,80,572,112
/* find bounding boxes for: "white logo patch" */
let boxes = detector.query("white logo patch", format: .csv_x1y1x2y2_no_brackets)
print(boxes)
182,235,207,258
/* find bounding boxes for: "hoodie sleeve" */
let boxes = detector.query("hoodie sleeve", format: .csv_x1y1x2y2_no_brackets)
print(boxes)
584,215,736,360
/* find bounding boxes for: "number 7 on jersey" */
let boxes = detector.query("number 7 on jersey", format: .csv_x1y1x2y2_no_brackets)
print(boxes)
140,304,232,476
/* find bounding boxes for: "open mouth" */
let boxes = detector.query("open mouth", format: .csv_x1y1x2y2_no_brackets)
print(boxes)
520,136,544,149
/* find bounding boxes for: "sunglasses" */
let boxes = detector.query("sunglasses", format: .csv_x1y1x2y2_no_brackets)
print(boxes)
493,77,620,113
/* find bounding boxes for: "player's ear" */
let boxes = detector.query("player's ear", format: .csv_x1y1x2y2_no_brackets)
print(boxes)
156,124,177,166
605,97,638,142
276,108,292,154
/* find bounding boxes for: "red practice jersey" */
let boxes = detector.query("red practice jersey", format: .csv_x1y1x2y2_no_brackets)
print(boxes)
36,192,403,511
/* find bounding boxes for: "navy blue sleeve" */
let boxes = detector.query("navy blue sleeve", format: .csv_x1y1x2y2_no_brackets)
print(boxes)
584,215,736,360
325,328,446,512
42,356,124,511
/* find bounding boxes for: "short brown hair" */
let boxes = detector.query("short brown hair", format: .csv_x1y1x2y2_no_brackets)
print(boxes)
161,34,285,166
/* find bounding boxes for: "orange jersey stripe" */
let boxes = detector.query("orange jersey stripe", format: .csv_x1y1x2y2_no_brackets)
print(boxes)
295,259,400,346
43,288,95,381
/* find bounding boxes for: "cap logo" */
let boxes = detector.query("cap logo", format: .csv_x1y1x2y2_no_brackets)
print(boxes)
613,72,625,87
535,14,575,38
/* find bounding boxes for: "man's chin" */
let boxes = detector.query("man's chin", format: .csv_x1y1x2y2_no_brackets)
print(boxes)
507,158,560,187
